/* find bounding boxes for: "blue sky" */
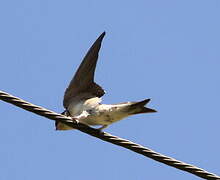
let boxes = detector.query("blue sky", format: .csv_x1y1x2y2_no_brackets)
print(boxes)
0,0,219,179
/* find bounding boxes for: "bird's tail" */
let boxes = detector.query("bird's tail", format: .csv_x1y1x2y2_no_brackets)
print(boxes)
128,99,157,115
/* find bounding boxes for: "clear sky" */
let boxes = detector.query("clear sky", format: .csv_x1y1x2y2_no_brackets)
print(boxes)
0,0,219,179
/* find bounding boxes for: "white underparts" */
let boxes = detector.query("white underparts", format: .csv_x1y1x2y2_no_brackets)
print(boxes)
67,98,130,126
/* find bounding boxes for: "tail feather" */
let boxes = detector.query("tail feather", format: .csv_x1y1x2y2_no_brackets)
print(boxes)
128,99,157,115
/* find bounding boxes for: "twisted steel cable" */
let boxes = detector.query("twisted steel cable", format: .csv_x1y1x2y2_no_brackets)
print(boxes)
0,90,219,180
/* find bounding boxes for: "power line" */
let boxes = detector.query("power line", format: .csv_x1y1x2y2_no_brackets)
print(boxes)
0,90,219,180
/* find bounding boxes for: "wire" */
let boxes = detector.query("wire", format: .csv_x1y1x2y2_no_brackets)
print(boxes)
0,90,219,180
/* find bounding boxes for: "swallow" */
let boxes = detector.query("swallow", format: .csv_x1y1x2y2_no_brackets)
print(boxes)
56,32,156,130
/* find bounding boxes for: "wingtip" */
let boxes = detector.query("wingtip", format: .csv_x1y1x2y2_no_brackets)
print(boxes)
99,31,106,39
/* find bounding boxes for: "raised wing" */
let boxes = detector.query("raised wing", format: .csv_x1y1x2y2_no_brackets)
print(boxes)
63,32,106,108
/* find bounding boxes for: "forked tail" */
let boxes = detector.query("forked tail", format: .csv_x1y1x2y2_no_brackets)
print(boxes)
128,99,157,115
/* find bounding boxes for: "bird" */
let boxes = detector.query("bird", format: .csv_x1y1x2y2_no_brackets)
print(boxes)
55,32,156,130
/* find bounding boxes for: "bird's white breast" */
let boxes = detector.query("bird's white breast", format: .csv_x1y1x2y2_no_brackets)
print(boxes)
78,104,129,126
67,97,101,116
68,98,130,127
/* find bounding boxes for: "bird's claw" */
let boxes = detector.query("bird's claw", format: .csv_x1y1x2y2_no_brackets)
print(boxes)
71,117,79,124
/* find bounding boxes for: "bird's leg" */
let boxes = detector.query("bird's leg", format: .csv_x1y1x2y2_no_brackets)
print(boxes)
71,117,79,124
61,110,71,117
62,110,79,124
97,125,108,131
66,110,71,116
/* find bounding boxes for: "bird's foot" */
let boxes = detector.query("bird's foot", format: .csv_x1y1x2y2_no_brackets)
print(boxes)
71,117,79,124
61,110,71,116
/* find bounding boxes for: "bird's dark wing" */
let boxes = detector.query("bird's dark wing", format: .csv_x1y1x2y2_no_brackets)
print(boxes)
63,32,106,108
